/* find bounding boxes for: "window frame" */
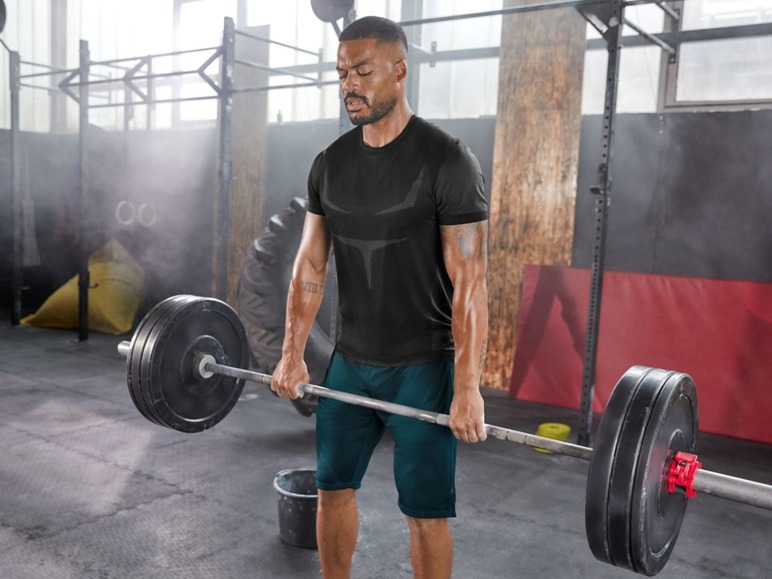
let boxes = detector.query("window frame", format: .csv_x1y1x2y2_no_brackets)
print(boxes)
659,0,772,111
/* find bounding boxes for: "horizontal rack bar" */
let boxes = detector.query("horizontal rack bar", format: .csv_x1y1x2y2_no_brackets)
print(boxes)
235,28,321,58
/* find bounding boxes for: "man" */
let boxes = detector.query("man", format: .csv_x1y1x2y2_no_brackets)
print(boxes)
271,15,489,579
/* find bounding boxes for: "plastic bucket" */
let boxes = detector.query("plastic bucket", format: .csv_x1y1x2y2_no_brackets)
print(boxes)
274,468,318,549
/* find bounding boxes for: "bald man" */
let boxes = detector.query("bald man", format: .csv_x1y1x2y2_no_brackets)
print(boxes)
272,16,489,579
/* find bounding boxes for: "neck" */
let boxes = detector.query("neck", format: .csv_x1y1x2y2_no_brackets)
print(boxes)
361,100,414,148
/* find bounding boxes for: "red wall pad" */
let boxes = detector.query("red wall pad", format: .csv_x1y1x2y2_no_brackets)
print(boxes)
509,265,772,444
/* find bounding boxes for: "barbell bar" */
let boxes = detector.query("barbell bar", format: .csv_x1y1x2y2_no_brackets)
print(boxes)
118,295,772,576
118,339,594,459
117,337,772,510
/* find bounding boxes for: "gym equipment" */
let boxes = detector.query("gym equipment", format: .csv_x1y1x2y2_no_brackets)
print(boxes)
118,295,772,576
310,0,354,23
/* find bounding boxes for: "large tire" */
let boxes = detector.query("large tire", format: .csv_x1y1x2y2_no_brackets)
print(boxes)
236,197,339,415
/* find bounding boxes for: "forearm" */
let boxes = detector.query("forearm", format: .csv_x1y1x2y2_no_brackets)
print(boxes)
282,258,328,359
451,275,489,392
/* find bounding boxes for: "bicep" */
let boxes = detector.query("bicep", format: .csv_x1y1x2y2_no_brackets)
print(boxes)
440,220,488,283
294,212,332,277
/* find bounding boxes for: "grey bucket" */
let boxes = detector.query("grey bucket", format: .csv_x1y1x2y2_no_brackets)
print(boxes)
274,468,318,549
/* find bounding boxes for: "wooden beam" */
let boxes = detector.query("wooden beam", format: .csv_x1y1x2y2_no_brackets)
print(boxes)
219,25,269,305
485,0,586,389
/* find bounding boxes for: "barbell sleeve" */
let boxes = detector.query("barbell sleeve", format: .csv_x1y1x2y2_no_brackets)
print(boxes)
118,340,130,357
694,470,772,511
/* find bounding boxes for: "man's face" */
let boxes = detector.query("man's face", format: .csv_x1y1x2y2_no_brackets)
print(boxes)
336,38,405,127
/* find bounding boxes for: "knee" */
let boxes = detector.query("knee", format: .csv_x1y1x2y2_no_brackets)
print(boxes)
406,516,449,537
319,488,357,509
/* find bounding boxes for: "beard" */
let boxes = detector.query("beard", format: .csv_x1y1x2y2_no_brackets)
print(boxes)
346,93,398,126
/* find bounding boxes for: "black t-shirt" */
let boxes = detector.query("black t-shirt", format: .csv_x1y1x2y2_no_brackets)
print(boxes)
307,115,488,366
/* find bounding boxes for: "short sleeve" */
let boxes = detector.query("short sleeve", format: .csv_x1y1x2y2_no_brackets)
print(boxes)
306,151,326,216
435,141,488,225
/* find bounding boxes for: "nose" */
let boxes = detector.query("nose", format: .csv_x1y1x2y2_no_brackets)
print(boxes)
340,73,357,95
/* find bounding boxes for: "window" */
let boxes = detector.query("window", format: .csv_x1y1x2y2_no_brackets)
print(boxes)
663,0,772,109
581,3,665,114
414,0,501,119
0,0,52,131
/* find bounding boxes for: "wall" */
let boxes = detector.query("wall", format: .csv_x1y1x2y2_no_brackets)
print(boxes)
4,110,772,347
0,127,217,317
573,111,772,282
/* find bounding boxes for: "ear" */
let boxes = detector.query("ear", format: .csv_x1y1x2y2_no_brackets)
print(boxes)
395,59,408,82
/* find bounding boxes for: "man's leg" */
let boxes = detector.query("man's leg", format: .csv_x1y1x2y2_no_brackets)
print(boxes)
406,516,453,579
317,488,359,579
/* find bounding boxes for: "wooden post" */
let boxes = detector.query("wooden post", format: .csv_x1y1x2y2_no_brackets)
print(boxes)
215,24,269,305
485,1,586,389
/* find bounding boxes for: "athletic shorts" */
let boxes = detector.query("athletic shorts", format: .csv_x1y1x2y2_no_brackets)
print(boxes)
315,351,457,519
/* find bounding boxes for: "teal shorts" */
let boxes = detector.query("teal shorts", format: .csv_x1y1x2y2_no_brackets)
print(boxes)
316,352,457,519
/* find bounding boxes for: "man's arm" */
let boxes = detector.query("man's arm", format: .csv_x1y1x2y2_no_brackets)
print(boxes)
440,220,489,443
272,212,332,399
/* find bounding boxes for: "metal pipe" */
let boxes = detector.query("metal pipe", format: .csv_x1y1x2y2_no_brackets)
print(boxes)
234,57,318,83
86,94,219,110
77,40,90,342
65,68,211,89
578,0,625,447
398,0,605,28
88,46,220,67
651,0,680,21
622,16,676,54
10,50,21,326
19,68,75,79
214,17,236,301
231,79,338,94
694,470,772,511
234,28,320,58
207,358,595,459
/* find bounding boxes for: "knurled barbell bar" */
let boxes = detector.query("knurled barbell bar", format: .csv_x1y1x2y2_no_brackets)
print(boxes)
118,295,772,576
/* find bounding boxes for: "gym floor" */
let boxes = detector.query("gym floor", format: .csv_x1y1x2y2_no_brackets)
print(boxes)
1,321,770,579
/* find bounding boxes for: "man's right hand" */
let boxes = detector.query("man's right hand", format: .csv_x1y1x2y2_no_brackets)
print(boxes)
271,355,309,400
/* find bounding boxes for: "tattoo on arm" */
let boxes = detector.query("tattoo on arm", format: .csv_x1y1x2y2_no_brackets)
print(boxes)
455,222,487,260
299,280,324,295
479,338,488,370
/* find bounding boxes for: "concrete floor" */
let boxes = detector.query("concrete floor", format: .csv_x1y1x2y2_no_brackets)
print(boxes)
0,321,770,579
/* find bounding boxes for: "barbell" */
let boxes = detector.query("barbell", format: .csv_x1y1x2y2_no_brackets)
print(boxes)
118,294,772,576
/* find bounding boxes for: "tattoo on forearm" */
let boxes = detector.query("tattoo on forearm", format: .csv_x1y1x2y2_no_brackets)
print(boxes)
479,338,488,370
299,280,324,294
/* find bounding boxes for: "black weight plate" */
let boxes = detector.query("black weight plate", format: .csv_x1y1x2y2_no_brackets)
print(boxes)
129,295,198,427
606,368,677,572
125,308,150,419
136,295,200,428
631,372,697,576
290,394,319,417
143,297,249,433
585,365,651,566
126,295,195,426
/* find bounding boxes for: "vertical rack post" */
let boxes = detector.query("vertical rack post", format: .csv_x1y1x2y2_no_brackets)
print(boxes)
214,17,235,300
337,9,355,137
577,0,625,446
10,50,21,326
77,40,90,341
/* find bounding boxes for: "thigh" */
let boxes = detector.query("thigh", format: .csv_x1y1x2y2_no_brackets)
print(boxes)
316,353,385,490
383,361,457,518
